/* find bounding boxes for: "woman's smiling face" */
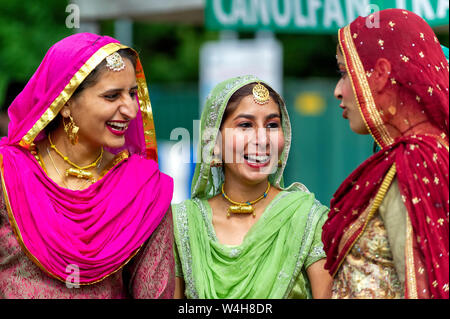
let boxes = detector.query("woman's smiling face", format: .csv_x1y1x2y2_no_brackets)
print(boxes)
219,94,284,185
65,57,139,149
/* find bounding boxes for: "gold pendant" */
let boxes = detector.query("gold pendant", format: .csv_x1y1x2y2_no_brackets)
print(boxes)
65,167,93,180
227,205,255,217
252,82,270,105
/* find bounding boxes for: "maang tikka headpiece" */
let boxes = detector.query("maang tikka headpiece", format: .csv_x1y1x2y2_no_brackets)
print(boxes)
105,52,125,72
252,82,270,105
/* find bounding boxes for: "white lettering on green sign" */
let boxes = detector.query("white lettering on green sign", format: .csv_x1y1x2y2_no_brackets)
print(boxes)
207,0,449,33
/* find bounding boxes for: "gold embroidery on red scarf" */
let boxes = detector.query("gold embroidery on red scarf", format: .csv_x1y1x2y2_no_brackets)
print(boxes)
342,26,394,147
333,163,397,277
405,214,419,298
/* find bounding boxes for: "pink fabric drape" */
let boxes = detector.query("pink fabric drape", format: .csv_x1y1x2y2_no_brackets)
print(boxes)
0,33,173,285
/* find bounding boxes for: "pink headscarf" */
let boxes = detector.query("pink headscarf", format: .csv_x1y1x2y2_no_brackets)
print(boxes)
0,33,173,284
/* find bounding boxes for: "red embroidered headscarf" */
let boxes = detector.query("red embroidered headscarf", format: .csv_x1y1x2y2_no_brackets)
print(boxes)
322,9,449,299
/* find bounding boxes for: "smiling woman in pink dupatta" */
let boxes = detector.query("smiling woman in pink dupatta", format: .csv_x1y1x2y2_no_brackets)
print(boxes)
0,33,174,298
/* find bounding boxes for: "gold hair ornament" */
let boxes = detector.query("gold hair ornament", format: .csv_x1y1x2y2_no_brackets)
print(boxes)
105,52,125,72
252,82,270,105
221,182,271,217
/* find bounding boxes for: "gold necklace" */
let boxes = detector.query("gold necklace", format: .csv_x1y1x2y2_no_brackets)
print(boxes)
221,182,271,217
48,133,103,181
46,147,90,190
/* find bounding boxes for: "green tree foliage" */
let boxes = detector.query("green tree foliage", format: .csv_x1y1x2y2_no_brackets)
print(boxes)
133,22,219,83
0,0,72,79
0,0,71,105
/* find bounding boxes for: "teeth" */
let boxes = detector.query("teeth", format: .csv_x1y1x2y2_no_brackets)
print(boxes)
107,122,128,130
246,155,270,163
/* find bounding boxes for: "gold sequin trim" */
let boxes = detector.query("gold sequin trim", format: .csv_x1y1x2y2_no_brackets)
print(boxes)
19,43,158,161
20,43,127,147
135,57,158,160
333,163,397,277
405,213,418,298
341,26,394,147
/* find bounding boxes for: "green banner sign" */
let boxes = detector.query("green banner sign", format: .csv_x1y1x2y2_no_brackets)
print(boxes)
205,0,449,33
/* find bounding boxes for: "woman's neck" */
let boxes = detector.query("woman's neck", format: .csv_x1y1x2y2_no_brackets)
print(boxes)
222,173,270,203
47,127,102,167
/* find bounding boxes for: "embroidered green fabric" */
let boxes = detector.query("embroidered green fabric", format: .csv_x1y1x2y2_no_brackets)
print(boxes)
172,75,329,298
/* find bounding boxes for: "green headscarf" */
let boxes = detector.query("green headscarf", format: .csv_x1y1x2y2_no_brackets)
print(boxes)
173,75,328,299
191,75,302,199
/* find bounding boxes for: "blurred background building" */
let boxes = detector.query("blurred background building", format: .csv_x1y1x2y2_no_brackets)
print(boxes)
0,0,448,204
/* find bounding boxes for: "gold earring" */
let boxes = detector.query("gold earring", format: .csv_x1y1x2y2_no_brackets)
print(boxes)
63,115,79,145
277,160,282,167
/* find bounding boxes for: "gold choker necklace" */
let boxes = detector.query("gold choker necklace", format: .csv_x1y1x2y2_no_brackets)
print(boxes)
221,182,271,217
48,133,103,181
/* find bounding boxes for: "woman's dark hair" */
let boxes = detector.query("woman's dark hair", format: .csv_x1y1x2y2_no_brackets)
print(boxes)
221,82,283,126
45,49,137,134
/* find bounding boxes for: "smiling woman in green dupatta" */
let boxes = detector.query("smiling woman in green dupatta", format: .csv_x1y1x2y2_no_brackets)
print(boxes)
172,75,332,299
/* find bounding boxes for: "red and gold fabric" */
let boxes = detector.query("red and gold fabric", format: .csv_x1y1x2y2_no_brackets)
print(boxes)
322,9,449,299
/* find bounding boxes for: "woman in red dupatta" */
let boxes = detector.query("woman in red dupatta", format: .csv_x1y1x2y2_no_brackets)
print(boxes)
0,33,174,298
322,9,449,299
